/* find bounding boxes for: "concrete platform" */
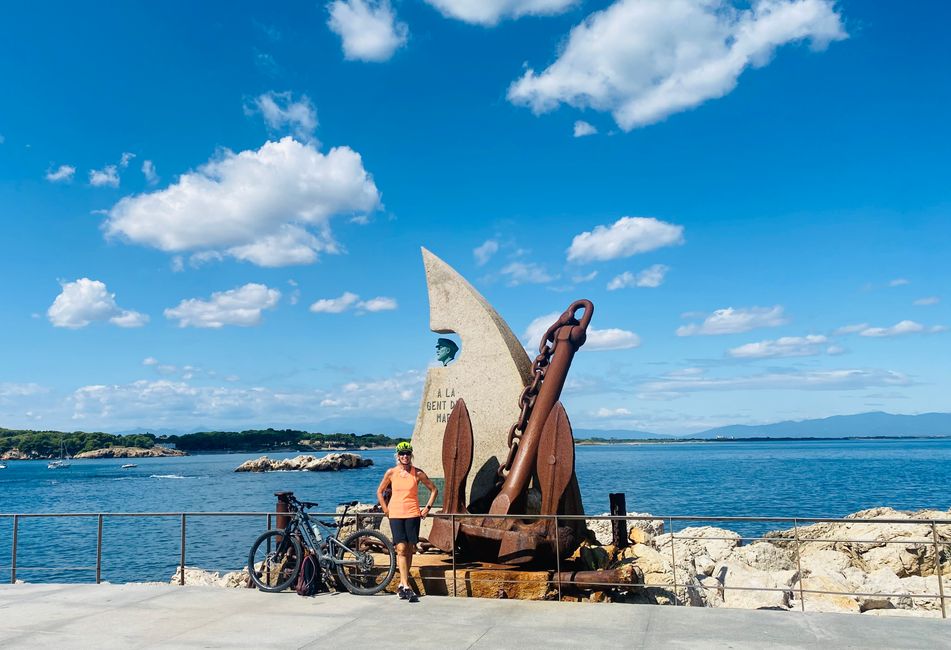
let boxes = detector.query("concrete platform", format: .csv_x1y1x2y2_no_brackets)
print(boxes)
0,584,947,649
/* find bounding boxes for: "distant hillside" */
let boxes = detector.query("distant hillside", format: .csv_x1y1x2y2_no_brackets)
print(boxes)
687,412,951,439
574,428,672,440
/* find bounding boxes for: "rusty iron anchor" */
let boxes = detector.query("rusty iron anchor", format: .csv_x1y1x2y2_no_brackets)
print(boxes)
453,299,593,564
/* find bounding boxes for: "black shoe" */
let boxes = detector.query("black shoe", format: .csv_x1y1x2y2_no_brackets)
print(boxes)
405,588,419,603
397,585,408,600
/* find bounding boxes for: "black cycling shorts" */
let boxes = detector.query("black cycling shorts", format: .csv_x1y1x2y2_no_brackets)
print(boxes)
390,517,421,545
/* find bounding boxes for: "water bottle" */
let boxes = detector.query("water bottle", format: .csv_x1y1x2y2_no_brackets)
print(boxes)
311,523,323,542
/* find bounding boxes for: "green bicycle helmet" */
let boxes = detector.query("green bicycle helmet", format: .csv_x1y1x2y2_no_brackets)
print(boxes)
396,441,413,454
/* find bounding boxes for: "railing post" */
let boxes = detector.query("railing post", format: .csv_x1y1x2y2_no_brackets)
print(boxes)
793,518,805,612
179,514,186,586
96,514,104,584
554,515,562,602
609,493,628,548
10,515,18,584
668,517,677,605
450,513,457,598
932,521,946,619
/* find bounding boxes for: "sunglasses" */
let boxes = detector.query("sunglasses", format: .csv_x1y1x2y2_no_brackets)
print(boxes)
397,451,412,456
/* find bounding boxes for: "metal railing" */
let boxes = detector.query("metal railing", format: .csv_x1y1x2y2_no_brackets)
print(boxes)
1,511,947,619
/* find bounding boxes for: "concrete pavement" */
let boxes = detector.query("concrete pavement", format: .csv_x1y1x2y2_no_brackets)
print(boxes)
0,584,947,649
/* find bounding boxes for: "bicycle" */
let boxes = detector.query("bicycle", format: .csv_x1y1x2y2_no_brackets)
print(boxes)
247,495,396,595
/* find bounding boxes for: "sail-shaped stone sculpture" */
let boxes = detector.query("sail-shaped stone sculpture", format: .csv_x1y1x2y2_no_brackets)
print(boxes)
410,248,532,509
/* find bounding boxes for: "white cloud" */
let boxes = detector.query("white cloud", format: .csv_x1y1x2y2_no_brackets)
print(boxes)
607,264,669,290
45,165,76,183
834,323,867,335
728,334,831,359
0,382,47,397
677,306,788,336
309,291,397,314
888,278,910,287
595,407,631,418
119,152,135,168
914,296,939,306
523,312,640,351
143,357,159,366
48,278,149,329
360,296,398,312
310,292,361,313
250,92,319,142
164,283,281,328
639,368,910,397
572,270,598,283
104,137,380,267
424,0,577,25
89,165,120,187
142,160,159,185
567,216,684,263
473,239,499,266
500,261,554,286
573,120,597,137
508,0,846,131
858,320,925,338
328,0,409,62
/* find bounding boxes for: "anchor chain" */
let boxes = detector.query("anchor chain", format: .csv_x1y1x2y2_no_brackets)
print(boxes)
497,308,578,480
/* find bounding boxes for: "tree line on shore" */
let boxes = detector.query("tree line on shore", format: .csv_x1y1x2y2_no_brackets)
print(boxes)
0,427,404,457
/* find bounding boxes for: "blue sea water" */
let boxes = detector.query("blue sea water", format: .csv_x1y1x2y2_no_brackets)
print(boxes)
1,439,949,584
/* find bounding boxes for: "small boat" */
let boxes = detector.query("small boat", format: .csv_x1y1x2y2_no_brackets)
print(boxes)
48,442,72,469
121,463,137,469
0,462,7,469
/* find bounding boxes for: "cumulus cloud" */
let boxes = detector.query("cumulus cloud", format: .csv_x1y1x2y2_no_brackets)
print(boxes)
473,239,499,266
0,382,48,397
508,0,847,130
424,0,577,25
500,261,555,286
104,137,380,267
728,334,833,359
677,306,787,336
567,216,684,263
164,283,281,328
639,367,909,398
45,165,76,183
48,278,149,329
523,312,640,351
142,160,159,185
855,320,946,337
249,92,318,142
607,264,669,290
328,0,409,62
309,291,397,314
595,407,631,417
573,120,597,137
913,296,939,306
89,165,120,187
888,278,910,287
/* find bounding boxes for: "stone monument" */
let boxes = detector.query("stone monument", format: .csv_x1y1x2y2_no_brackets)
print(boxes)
410,248,533,510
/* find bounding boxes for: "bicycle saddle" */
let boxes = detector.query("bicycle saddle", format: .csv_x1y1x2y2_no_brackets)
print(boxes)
299,500,319,509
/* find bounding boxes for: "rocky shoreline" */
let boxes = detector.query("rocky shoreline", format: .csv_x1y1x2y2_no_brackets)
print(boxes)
234,452,372,472
73,446,188,459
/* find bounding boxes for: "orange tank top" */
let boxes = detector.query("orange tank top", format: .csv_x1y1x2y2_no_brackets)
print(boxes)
388,466,421,519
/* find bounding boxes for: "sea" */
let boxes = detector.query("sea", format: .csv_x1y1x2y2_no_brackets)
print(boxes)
1,438,950,584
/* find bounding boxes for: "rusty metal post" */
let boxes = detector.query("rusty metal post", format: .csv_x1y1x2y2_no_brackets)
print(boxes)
794,518,805,612
179,514,186,586
451,513,457,597
274,491,293,536
932,521,946,619
609,493,628,548
10,515,18,584
555,515,562,602
96,514,104,584
668,517,677,605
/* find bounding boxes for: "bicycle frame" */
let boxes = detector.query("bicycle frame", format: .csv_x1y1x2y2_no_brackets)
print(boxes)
283,505,364,570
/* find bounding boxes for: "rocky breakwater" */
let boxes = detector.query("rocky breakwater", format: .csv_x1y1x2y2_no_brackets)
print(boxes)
583,506,950,617
234,452,372,472
73,446,187,458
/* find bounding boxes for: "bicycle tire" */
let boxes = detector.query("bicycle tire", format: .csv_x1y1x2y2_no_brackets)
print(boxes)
247,529,303,592
335,529,396,595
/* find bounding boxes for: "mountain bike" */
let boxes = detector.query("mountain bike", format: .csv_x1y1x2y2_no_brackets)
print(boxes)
247,495,396,595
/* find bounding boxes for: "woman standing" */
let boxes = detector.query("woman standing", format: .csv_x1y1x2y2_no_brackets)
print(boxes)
376,441,438,603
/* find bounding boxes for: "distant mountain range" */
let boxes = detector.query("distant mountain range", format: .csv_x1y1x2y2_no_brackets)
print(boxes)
575,412,951,440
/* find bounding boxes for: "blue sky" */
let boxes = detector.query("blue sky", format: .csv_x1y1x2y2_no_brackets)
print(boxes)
0,0,948,435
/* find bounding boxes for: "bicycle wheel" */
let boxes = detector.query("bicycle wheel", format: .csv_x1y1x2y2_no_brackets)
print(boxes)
335,529,396,595
248,530,303,592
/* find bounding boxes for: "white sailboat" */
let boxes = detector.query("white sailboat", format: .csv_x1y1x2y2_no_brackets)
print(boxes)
0,462,7,469
48,442,71,469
